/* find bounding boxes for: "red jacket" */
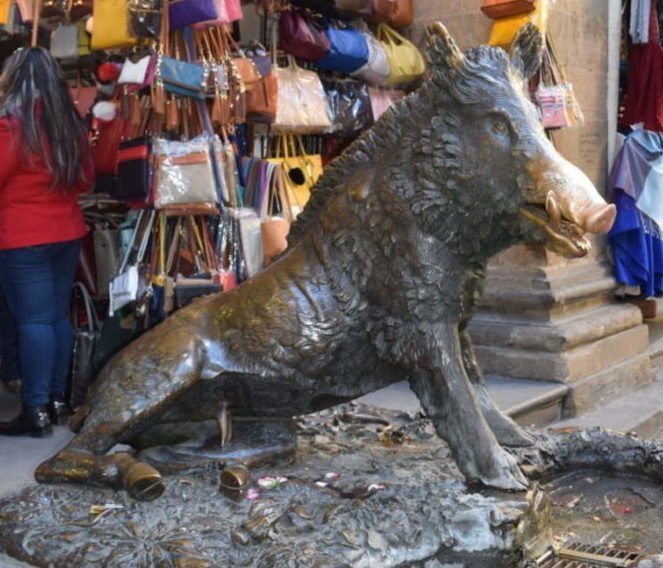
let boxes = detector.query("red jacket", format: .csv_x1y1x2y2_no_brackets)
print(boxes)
0,116,93,250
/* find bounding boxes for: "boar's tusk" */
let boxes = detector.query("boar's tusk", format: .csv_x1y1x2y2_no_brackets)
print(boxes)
545,191,561,230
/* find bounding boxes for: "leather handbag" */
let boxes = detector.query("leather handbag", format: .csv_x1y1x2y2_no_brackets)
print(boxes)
70,83,97,118
481,0,536,19
116,137,152,202
389,0,413,28
350,28,390,85
259,162,292,265
168,0,218,30
315,25,369,74
68,282,101,409
159,56,207,100
118,53,157,91
92,105,126,175
91,0,138,50
377,23,425,85
246,72,278,123
272,56,331,134
128,0,162,38
69,0,93,21
279,8,330,62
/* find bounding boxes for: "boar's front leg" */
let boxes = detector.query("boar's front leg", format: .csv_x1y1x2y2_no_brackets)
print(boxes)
459,329,535,448
407,324,528,491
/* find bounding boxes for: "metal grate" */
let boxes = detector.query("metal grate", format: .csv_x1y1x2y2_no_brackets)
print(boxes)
534,542,643,567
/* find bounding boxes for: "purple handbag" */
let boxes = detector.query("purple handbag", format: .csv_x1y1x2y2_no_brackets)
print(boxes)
168,0,219,30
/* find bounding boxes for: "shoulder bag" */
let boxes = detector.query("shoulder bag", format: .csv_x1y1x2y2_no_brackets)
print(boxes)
377,23,425,85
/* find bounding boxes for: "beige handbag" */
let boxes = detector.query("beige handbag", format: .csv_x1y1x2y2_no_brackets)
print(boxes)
260,163,293,266
273,56,331,134
377,24,426,85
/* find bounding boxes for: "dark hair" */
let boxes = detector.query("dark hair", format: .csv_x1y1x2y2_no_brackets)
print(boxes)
0,47,91,190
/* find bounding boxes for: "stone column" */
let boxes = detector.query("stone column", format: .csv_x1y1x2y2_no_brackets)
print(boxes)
412,0,650,418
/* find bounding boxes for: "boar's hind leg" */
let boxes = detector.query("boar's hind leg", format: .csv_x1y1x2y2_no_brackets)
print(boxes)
407,325,528,491
459,330,535,447
36,347,205,501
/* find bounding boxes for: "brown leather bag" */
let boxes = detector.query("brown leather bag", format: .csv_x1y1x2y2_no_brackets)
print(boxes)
480,0,536,19
246,73,278,123
389,0,413,29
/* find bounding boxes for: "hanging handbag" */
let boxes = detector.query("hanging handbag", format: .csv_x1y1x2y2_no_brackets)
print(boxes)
487,5,546,47
168,0,218,30
68,282,102,409
93,228,123,297
481,0,536,19
108,210,155,316
314,25,369,74
368,86,404,120
259,162,292,265
118,53,157,90
40,0,67,20
91,0,138,50
273,56,331,134
158,56,208,100
50,23,80,59
279,8,330,62
92,103,126,175
268,135,322,215
153,136,219,208
388,0,412,28
377,23,425,85
69,0,93,21
116,137,153,202
350,27,391,85
129,0,162,39
70,82,97,118
323,78,373,137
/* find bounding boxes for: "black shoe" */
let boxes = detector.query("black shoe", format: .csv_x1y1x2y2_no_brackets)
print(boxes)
0,404,52,437
47,394,71,426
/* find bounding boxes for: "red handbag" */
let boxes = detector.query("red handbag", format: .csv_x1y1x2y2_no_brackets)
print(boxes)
481,0,536,19
69,85,97,118
279,8,330,62
92,105,127,175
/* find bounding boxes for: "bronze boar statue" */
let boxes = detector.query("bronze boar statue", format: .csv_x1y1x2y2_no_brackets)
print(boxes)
36,23,616,500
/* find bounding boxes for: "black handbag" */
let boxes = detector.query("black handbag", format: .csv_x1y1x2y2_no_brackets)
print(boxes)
67,283,101,409
128,0,163,38
323,78,373,137
115,137,152,202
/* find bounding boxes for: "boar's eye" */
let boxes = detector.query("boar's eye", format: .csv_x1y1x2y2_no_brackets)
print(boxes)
487,114,513,144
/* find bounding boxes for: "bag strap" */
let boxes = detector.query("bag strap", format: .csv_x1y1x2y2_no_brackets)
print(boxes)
72,281,100,333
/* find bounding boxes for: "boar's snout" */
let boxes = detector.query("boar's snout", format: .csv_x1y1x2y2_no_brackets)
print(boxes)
581,202,617,235
524,155,616,257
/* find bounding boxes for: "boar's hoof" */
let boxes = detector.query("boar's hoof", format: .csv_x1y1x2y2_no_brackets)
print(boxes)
478,447,529,492
123,462,165,501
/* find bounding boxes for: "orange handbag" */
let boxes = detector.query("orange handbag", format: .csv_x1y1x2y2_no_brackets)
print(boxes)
389,0,413,29
481,0,536,19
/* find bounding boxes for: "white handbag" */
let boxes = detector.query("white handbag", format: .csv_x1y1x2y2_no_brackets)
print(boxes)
108,210,155,316
351,31,391,85
118,55,152,85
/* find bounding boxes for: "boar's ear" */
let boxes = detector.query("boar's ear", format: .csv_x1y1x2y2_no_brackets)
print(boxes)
509,23,544,80
426,21,465,78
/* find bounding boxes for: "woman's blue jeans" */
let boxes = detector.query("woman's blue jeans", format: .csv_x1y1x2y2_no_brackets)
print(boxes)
0,239,81,407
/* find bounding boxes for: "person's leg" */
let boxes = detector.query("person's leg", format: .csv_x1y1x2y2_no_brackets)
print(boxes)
50,239,81,400
0,244,58,436
0,283,21,391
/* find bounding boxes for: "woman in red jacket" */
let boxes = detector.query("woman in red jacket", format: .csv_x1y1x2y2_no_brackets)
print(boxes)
0,47,93,437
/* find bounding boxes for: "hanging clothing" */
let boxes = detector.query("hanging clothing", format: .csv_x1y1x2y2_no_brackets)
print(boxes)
608,129,663,297
621,1,663,131
630,0,652,44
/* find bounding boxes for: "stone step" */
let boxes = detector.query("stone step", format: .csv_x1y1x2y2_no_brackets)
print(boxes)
356,375,568,429
550,369,663,440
